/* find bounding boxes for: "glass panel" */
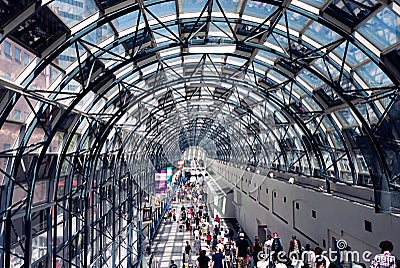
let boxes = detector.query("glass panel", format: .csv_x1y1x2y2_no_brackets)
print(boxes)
266,33,289,49
8,98,35,123
48,0,99,28
279,10,310,32
56,43,86,70
356,60,393,88
146,1,177,18
298,69,324,89
32,232,48,263
113,11,140,32
0,122,20,172
182,0,208,13
302,0,328,8
323,115,336,130
304,21,341,46
333,43,368,67
153,25,179,45
378,96,392,112
214,0,240,13
10,250,24,268
328,131,344,149
209,22,233,38
99,45,126,67
336,108,358,126
242,0,277,18
357,6,400,50
0,38,35,82
256,49,279,61
30,64,61,91
313,58,340,80
355,103,379,125
303,95,320,110
356,152,369,173
268,69,289,82
82,23,115,45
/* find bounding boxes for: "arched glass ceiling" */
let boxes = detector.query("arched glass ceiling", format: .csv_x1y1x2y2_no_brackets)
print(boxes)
0,0,398,195
0,0,399,267
0,0,399,198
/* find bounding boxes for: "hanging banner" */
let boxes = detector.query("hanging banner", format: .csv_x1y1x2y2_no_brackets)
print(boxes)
166,167,173,186
155,169,167,194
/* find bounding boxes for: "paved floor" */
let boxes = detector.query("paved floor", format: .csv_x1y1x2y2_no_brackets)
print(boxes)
151,202,235,268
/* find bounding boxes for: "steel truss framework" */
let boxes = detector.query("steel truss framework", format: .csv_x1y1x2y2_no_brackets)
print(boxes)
0,0,399,267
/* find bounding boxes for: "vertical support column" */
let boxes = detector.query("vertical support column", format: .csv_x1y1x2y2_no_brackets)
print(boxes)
127,173,134,268
357,136,391,213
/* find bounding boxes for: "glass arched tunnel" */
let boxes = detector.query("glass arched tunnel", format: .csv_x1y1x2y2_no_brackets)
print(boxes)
0,0,399,267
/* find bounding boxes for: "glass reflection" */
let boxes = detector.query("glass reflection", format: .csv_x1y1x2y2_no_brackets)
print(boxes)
304,21,340,46
332,41,369,68
243,0,277,18
358,6,400,50
278,10,309,32
146,1,176,18
356,60,393,88
48,0,98,28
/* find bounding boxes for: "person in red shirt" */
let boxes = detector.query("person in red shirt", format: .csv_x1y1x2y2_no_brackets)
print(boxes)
215,214,221,227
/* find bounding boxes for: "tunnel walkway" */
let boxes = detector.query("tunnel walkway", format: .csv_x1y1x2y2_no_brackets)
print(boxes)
150,200,239,268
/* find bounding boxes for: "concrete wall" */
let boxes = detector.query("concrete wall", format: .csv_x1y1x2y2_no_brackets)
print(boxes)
205,173,235,219
207,160,400,264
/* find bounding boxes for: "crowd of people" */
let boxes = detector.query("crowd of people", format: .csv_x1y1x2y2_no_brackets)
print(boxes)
166,174,398,268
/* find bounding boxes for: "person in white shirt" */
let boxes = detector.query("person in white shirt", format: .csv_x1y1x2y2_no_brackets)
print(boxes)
264,235,273,266
217,239,225,253
302,244,315,268
194,228,200,239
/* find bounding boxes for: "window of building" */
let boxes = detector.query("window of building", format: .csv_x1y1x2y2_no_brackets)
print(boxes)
4,41,11,58
312,210,316,218
364,220,372,232
23,53,30,65
58,11,83,21
295,202,299,209
4,73,11,80
23,111,29,120
14,47,21,62
58,0,84,7
283,197,287,203
3,144,10,166
14,109,21,120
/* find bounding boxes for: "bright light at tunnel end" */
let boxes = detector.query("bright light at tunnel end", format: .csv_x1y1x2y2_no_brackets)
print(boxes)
188,44,237,54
